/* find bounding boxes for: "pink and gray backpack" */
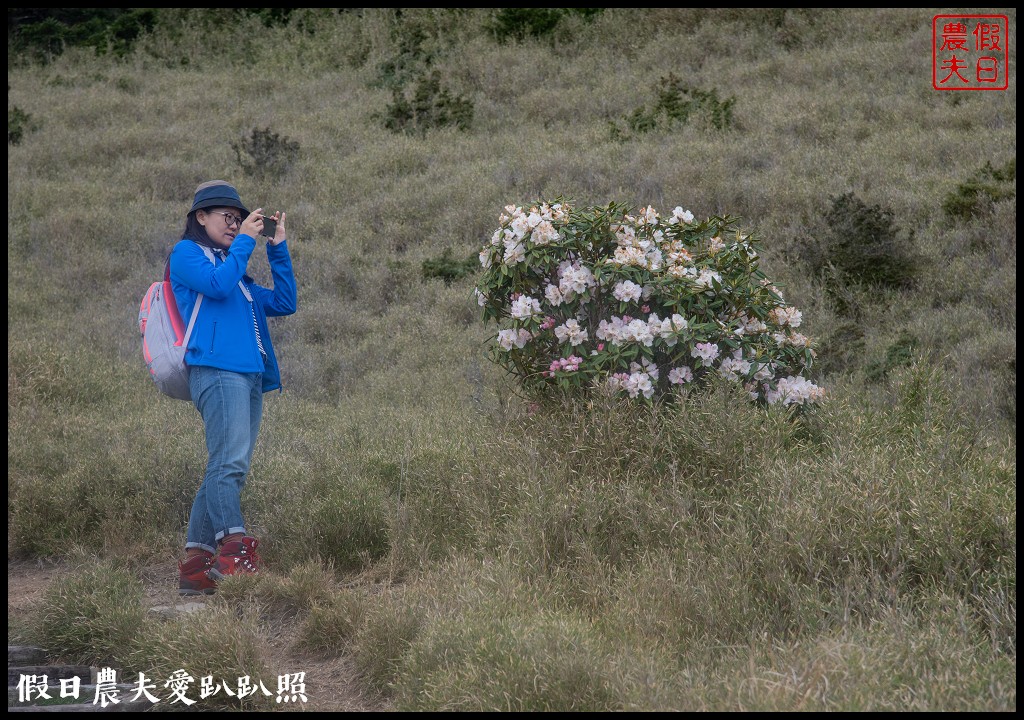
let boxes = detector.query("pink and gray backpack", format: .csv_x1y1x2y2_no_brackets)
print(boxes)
138,246,215,401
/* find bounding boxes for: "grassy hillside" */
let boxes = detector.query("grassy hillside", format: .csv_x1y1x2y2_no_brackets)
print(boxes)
7,8,1015,711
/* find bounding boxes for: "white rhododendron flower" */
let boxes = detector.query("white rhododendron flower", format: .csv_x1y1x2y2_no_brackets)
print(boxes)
668,207,695,225
510,295,541,319
695,269,722,289
765,376,825,406
544,284,564,306
613,280,643,303
623,372,655,399
558,262,595,296
630,357,659,381
691,342,720,363
554,319,588,346
771,306,803,327
718,354,752,381
596,317,624,344
669,366,693,384
610,246,648,267
497,328,533,350
626,319,655,346
647,313,687,346
474,288,487,307
532,220,560,246
739,314,768,334
479,249,492,268
753,361,776,381
510,215,530,239
503,239,526,265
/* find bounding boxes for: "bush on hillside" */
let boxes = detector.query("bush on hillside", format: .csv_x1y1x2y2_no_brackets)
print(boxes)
804,192,918,290
382,69,474,135
487,8,604,42
231,126,300,179
941,159,1016,222
8,105,38,145
476,201,823,405
610,73,736,140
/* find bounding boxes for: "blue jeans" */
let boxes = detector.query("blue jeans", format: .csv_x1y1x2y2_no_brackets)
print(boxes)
185,366,263,553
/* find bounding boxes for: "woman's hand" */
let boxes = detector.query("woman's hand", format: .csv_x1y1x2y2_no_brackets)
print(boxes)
239,208,266,239
267,211,287,245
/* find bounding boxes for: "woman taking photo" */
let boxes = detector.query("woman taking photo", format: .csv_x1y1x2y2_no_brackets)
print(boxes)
170,180,297,595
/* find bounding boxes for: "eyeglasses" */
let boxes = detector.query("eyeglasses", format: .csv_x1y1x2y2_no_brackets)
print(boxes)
208,210,243,228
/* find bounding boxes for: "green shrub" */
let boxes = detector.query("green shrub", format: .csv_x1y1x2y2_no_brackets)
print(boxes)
372,12,436,90
231,126,300,179
9,9,157,61
818,192,918,288
610,73,736,140
239,8,294,28
8,105,38,145
421,248,478,285
214,560,339,620
865,330,918,382
941,159,1016,222
382,69,474,135
487,8,603,42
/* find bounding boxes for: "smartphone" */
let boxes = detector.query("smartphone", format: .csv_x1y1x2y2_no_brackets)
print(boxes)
261,215,278,238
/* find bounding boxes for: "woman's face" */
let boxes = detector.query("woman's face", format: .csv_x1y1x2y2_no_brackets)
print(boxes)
197,206,244,248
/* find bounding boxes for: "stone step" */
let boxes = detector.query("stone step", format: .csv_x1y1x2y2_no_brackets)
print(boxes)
8,648,47,666
9,684,138,702
7,697,153,712
148,601,209,620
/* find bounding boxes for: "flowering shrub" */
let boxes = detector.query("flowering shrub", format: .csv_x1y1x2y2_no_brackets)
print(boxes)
475,201,825,406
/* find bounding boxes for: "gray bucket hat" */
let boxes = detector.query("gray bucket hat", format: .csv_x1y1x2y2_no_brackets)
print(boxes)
189,180,249,217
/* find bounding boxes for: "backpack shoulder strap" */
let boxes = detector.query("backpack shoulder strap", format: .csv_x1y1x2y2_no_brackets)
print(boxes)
198,242,252,300
175,243,218,349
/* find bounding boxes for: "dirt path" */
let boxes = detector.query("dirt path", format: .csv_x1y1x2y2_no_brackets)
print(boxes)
8,559,384,712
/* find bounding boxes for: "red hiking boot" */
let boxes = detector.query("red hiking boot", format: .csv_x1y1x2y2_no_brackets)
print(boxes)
208,536,261,580
178,554,217,596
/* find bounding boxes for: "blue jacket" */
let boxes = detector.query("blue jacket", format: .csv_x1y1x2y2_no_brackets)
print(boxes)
169,234,297,393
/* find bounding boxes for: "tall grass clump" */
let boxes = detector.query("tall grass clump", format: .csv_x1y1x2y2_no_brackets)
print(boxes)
35,560,145,666
124,603,273,710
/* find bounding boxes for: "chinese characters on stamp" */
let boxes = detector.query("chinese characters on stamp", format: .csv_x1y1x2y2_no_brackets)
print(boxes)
933,15,1009,90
